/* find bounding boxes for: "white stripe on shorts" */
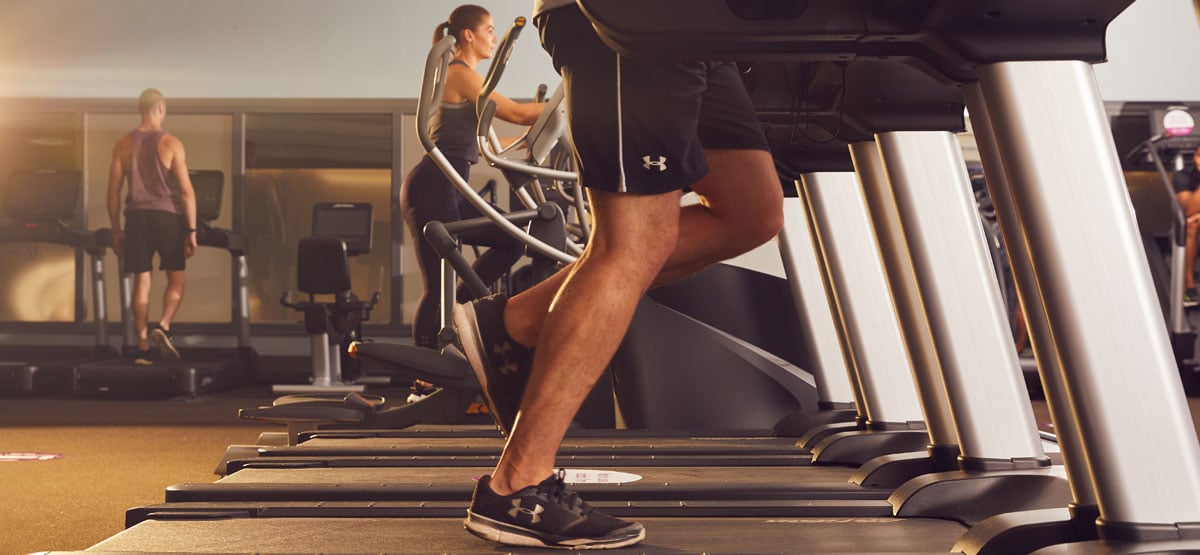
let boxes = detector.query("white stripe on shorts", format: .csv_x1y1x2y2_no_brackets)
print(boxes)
615,53,626,193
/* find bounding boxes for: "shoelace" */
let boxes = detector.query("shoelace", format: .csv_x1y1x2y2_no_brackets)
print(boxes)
537,469,594,516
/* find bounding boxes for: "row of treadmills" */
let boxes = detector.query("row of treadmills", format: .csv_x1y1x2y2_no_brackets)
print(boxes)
0,169,251,399
52,1,1200,553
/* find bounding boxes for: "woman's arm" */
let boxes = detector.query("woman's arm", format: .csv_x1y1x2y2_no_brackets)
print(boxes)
446,65,546,125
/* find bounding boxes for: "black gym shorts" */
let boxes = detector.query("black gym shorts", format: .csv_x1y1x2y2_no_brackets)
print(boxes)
123,209,187,273
536,5,769,195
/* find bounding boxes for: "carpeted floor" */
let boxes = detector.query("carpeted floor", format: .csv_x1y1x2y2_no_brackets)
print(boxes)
1,387,278,555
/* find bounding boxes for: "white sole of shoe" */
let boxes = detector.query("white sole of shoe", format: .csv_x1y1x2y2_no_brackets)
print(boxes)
464,513,645,550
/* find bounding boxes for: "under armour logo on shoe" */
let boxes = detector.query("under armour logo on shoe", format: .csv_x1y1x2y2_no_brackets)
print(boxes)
642,155,667,171
492,342,519,376
509,500,545,523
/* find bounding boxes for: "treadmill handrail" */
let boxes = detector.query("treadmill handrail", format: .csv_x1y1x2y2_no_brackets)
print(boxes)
1128,135,1191,333
1127,136,1186,246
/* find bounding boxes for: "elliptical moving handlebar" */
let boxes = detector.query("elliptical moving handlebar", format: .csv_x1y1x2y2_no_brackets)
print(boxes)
416,34,576,265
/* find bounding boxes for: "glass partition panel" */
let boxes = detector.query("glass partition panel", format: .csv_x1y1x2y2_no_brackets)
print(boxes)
245,113,392,324
0,112,79,322
84,113,233,323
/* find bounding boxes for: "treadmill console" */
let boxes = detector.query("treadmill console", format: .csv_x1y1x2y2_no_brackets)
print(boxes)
190,170,224,223
311,202,373,257
5,169,81,223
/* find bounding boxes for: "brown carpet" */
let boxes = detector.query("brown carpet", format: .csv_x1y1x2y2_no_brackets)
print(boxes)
1,387,277,555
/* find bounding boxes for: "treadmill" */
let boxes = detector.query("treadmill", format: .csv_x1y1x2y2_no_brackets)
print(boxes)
0,169,117,396
63,1,1200,553
106,20,1067,553
72,170,252,397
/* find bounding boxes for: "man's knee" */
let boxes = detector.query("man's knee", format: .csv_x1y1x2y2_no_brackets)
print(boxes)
595,219,679,269
697,149,785,248
744,187,784,247
165,270,187,290
588,192,681,273
719,180,784,253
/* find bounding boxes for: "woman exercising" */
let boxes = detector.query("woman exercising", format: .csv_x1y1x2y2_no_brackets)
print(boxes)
400,4,546,349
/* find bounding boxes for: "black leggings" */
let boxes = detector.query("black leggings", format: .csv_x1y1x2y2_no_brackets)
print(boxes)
400,155,524,348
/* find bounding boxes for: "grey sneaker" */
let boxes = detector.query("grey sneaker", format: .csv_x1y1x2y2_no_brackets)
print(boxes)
453,294,532,436
465,471,645,550
1186,287,1200,309
149,324,181,361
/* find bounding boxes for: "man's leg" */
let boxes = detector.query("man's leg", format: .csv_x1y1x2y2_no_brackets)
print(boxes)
463,189,677,548
1185,191,1200,291
132,271,153,351
149,210,187,360
146,269,185,361
159,270,186,330
488,188,683,491
503,148,782,347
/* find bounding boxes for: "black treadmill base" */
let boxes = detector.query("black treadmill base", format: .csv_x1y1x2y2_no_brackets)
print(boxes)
954,507,1098,555
73,360,245,397
88,515,968,554
0,362,74,396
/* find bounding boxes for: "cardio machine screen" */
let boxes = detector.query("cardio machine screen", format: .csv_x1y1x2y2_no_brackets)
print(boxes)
1152,106,1200,153
312,203,373,256
4,169,82,222
190,170,224,223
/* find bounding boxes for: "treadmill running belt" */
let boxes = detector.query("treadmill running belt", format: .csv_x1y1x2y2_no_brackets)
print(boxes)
167,465,889,502
263,435,810,458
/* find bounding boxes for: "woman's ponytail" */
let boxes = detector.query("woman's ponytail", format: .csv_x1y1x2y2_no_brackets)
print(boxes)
432,21,451,47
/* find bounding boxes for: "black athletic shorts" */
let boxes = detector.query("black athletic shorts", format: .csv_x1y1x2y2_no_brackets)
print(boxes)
123,209,187,273
536,5,769,195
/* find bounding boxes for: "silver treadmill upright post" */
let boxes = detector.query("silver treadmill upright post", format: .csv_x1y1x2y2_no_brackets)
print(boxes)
800,172,926,430
949,80,1101,555
849,142,959,454
90,252,108,348
777,194,858,409
979,60,1200,538
964,81,1097,512
874,130,1046,467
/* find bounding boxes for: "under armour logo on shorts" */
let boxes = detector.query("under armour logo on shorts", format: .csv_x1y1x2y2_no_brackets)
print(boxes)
642,155,667,172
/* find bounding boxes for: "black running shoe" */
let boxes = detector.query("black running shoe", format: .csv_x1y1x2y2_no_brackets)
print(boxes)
1186,287,1200,309
465,471,645,550
453,294,532,436
132,349,155,366
149,324,181,361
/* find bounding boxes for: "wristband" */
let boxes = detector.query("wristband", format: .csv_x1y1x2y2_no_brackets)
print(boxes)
186,228,197,233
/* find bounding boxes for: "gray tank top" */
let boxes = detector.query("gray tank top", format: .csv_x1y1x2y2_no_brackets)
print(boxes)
126,130,180,214
430,60,480,163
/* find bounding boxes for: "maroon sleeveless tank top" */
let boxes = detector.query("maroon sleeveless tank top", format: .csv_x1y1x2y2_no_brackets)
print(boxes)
126,130,180,214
